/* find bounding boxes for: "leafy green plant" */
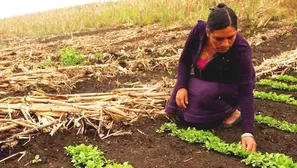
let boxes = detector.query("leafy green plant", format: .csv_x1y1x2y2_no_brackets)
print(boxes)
96,52,104,61
271,75,297,83
157,123,297,168
257,79,297,90
65,144,133,168
38,56,55,68
254,91,297,106
255,114,297,133
59,47,85,66
32,154,42,164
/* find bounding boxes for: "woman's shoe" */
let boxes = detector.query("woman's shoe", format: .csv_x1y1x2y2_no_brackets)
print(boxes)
222,110,242,128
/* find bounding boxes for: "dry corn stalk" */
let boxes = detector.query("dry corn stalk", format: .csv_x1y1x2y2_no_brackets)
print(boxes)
0,83,169,147
255,49,297,78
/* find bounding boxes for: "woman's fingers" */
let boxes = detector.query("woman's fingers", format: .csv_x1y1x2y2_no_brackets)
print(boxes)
246,144,256,152
181,100,186,109
241,136,257,152
246,143,255,152
176,96,186,108
176,88,188,109
184,92,188,105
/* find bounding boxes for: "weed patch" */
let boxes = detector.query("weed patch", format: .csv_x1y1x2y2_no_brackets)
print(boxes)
59,47,85,66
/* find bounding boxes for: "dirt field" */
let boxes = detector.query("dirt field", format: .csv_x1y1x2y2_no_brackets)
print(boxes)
0,20,297,168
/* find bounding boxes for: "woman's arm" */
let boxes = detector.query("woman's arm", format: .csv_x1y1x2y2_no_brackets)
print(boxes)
234,45,255,134
175,24,199,90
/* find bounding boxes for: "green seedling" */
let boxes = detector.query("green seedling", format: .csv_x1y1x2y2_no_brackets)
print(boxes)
96,52,104,61
59,47,85,66
65,144,133,168
38,56,55,68
32,154,42,164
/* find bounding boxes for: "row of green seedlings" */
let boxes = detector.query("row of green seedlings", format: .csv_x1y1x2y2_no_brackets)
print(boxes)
157,123,297,168
257,75,297,90
270,75,297,83
255,114,297,133
254,75,297,132
254,91,297,132
255,75,297,104
254,91,297,106
65,144,133,168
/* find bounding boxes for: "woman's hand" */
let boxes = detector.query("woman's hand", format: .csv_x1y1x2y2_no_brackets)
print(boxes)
176,88,188,109
241,136,256,152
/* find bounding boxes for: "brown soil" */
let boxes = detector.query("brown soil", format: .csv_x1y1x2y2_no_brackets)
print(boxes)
251,25,297,65
1,20,297,168
1,117,251,168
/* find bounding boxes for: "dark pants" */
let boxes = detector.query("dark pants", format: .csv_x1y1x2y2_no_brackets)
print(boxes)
165,76,239,125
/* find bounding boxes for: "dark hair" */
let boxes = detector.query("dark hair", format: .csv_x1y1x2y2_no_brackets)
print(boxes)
207,3,238,32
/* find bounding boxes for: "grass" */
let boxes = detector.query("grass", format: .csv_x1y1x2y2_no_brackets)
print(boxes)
0,0,296,38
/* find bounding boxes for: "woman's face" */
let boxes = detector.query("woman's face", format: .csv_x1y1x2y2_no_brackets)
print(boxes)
207,26,237,53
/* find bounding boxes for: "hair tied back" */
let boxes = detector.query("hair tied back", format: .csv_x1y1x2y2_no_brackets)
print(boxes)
209,6,218,11
209,3,227,11
217,3,227,8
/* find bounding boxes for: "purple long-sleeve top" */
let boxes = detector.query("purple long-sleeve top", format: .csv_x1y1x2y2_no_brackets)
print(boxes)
175,21,255,133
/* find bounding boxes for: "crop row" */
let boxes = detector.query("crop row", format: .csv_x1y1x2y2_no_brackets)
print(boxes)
65,144,133,168
157,123,297,168
254,91,297,106
257,79,297,91
254,75,297,133
271,75,297,83
255,114,297,133
256,75,297,91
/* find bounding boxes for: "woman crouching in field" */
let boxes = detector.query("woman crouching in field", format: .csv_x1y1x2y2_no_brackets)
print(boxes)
165,3,256,152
